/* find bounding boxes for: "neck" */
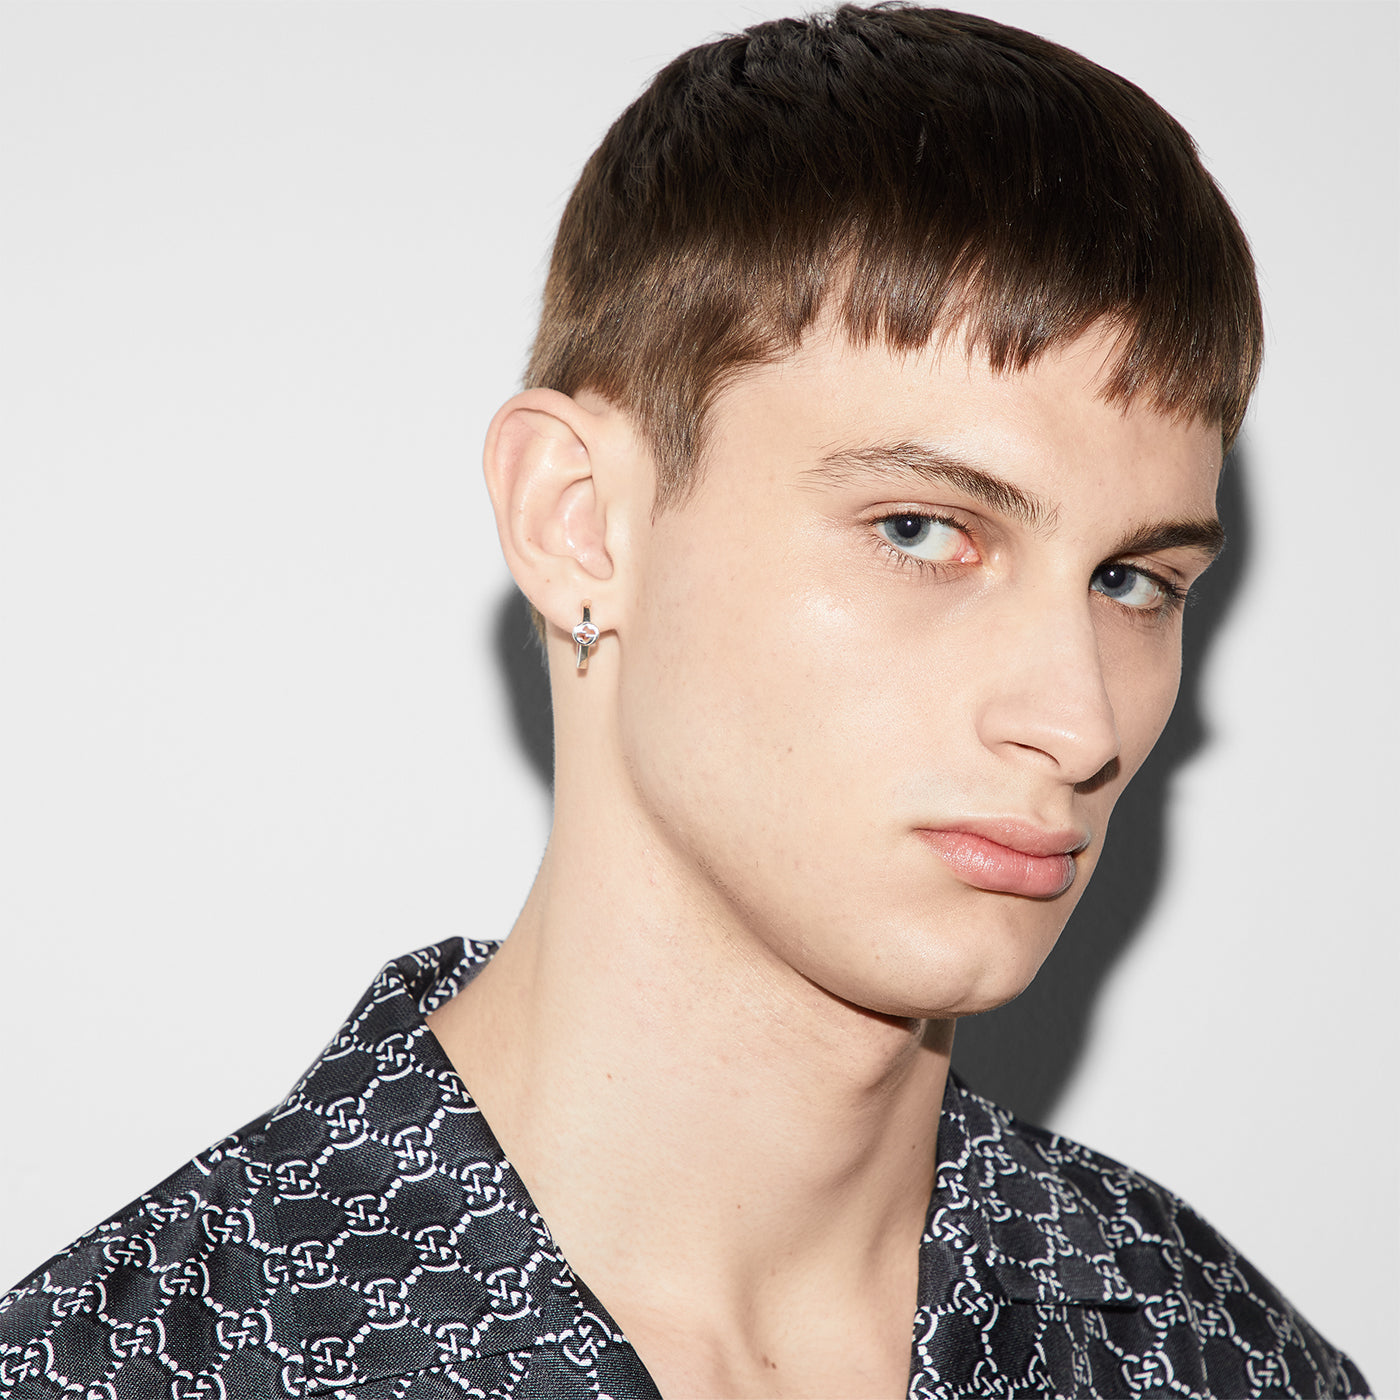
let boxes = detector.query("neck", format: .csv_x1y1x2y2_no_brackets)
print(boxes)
427,736,953,1390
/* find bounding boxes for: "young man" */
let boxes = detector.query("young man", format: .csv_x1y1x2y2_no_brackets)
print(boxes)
0,6,1372,1398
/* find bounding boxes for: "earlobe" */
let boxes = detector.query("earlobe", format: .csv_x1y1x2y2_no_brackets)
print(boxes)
483,389,618,637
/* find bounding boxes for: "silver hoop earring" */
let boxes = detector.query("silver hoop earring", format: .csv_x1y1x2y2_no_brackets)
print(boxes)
571,600,600,672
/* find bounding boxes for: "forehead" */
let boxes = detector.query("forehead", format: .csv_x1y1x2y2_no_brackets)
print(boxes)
695,321,1223,519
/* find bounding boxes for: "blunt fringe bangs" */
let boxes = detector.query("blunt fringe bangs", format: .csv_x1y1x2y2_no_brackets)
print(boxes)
527,4,1263,507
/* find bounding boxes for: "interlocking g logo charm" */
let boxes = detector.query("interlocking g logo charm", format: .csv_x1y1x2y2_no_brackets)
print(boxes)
412,1224,460,1272
375,1032,415,1079
0,1339,53,1387
109,1318,164,1360
159,1259,209,1298
273,1158,318,1198
51,1279,105,1319
306,1336,356,1386
324,1097,368,1149
460,1161,503,1217
1122,1356,1170,1391
215,1310,272,1350
561,1311,609,1369
392,1125,434,1180
362,1277,408,1329
201,1207,254,1245
484,1266,531,1321
434,1321,475,1361
101,1236,154,1270
290,1240,336,1287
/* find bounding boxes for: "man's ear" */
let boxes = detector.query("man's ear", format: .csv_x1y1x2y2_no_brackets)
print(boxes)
483,388,626,641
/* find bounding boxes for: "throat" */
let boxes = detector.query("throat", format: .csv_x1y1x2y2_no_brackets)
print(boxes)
426,921,948,1400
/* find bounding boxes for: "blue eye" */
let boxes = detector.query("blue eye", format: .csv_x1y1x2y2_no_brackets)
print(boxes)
877,514,970,563
1092,563,1168,610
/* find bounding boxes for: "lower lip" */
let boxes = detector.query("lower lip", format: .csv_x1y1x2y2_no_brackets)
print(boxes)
917,831,1077,899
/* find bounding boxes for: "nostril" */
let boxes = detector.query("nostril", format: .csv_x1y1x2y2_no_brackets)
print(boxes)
1075,756,1120,795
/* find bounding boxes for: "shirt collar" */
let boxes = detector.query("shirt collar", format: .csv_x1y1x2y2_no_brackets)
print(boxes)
934,1072,1155,1307
263,939,637,1393
261,939,1147,1392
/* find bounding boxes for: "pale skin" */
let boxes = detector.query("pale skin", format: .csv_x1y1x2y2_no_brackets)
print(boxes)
427,316,1224,1398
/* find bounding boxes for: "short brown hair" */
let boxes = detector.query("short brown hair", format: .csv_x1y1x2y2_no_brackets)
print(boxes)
527,3,1262,507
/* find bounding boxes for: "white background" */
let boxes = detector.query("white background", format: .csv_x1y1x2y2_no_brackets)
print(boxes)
1,2,1395,1392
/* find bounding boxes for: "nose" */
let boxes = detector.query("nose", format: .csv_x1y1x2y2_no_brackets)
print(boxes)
974,594,1122,786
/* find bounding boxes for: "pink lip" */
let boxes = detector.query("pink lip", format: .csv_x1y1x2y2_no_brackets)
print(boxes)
916,821,1088,899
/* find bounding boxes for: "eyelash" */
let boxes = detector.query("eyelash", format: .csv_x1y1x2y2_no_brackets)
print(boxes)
871,511,1190,616
1097,563,1189,614
871,511,975,573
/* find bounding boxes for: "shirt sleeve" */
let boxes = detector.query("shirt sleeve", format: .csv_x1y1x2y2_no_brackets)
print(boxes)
0,1116,297,1400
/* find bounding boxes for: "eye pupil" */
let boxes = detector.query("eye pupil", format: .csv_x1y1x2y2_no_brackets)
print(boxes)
1100,564,1128,589
892,515,925,540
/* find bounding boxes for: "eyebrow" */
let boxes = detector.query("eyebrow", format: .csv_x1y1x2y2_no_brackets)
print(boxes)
1109,517,1226,564
808,440,1225,563
809,442,1056,531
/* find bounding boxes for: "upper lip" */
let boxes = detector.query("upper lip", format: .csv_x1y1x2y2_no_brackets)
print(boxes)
918,818,1091,858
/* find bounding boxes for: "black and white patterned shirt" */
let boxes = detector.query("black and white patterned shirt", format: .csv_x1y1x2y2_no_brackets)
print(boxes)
0,939,1369,1398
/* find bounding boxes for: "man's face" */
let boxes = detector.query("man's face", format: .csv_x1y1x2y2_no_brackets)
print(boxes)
613,321,1222,1020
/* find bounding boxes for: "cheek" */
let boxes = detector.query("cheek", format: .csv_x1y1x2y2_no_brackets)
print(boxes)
616,520,797,840
614,521,912,866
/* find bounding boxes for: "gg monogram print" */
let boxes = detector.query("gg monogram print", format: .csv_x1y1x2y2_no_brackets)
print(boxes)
0,941,1368,1398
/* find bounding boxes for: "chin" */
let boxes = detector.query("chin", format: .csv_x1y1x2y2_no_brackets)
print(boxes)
814,903,1070,1023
